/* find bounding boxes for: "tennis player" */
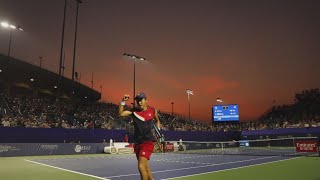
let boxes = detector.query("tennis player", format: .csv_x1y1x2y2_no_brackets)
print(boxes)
119,92,161,180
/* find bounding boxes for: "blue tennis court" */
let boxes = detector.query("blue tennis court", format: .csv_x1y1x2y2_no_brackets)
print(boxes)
25,153,296,180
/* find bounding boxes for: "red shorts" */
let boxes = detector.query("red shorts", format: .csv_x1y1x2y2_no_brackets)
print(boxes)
134,141,154,160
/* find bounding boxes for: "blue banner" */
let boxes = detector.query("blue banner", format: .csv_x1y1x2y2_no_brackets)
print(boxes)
0,143,108,157
0,127,241,143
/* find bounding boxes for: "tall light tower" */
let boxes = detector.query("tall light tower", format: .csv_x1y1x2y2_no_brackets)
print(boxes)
58,0,83,78
58,0,67,76
186,89,194,120
71,0,83,82
1,21,23,57
123,53,147,107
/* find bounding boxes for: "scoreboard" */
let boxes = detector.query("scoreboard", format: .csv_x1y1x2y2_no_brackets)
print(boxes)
212,104,239,122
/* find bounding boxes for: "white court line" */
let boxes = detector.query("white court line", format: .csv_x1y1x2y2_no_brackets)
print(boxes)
163,157,301,180
37,154,135,161
24,159,110,180
155,154,219,161
103,155,282,179
154,159,212,165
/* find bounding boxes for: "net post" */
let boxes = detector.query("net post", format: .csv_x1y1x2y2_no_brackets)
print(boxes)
292,137,295,147
221,142,224,155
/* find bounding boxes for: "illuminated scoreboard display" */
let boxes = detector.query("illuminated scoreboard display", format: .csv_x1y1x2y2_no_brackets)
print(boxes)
212,104,239,122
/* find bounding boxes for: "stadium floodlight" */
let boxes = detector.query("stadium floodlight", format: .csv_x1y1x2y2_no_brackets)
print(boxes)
0,69,2,73
0,21,24,57
216,98,223,103
123,53,146,61
85,96,87,99
9,25,16,29
186,89,194,120
30,78,34,82
123,53,147,107
186,89,193,95
54,85,58,89
1,22,9,28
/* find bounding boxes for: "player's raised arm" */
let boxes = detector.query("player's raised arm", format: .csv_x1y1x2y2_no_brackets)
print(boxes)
118,94,132,117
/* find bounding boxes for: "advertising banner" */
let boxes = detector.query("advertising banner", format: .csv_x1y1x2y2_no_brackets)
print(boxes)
0,143,107,157
295,141,318,152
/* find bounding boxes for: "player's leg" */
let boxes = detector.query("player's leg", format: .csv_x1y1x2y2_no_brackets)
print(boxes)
145,141,154,179
136,141,154,180
138,156,149,180
146,160,154,180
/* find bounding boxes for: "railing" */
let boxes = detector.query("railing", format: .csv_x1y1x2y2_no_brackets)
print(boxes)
0,53,99,92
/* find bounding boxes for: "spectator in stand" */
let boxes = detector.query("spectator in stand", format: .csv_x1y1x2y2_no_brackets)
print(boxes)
123,134,128,142
2,117,10,127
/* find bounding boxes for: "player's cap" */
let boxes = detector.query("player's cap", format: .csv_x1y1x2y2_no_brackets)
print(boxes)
135,92,147,101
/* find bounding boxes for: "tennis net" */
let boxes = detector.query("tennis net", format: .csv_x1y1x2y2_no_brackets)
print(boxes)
166,136,319,156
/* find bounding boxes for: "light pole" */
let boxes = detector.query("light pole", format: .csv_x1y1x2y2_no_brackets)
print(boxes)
186,89,194,120
62,52,66,77
91,72,94,100
123,53,147,107
72,0,83,82
171,102,174,116
39,55,43,68
59,0,67,76
1,21,23,57
91,72,94,90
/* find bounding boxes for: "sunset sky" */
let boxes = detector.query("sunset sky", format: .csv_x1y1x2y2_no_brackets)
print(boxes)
0,0,319,123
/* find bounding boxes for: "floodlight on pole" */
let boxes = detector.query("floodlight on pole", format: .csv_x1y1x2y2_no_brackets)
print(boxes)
1,22,9,28
1,21,23,57
9,25,16,29
123,53,147,107
186,89,194,120
216,98,223,103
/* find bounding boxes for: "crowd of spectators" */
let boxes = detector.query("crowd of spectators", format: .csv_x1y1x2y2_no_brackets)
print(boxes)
0,94,116,129
210,88,320,132
157,112,320,132
1,88,320,132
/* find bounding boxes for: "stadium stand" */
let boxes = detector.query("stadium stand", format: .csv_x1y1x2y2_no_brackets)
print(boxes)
1,53,320,135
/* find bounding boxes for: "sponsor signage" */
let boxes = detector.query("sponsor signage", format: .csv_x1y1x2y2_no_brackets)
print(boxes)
74,145,91,153
0,145,20,153
165,143,174,152
295,141,318,152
